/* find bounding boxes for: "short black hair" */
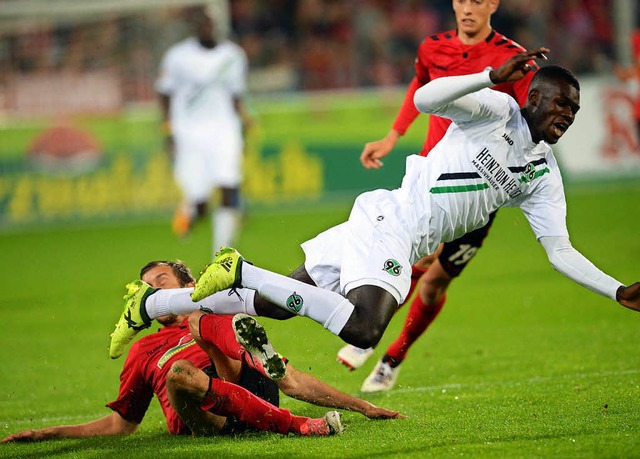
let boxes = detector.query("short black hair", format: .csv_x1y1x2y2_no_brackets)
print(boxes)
140,260,196,287
531,65,580,92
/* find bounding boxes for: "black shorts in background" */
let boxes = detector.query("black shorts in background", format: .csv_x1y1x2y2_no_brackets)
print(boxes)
438,211,497,278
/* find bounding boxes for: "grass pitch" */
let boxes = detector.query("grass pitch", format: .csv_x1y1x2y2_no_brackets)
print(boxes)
0,182,639,458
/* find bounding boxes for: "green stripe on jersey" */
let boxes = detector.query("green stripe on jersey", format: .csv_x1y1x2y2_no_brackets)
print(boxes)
429,183,490,194
518,167,550,184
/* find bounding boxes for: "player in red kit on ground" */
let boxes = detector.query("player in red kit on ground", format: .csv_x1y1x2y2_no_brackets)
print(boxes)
2,261,400,443
341,0,540,392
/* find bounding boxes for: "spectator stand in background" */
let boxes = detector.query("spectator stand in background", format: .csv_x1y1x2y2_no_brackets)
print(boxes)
0,0,636,231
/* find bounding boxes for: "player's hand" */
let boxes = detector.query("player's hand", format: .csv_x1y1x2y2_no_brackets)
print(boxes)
362,402,407,419
489,47,550,84
1,429,45,443
616,282,640,312
361,132,399,169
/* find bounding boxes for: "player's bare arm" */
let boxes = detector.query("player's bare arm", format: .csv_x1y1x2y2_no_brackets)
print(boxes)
277,365,404,419
360,129,401,170
489,47,550,84
616,282,640,312
1,412,138,443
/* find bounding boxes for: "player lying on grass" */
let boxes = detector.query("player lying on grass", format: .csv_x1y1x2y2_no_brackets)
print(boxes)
108,49,640,362
2,261,400,443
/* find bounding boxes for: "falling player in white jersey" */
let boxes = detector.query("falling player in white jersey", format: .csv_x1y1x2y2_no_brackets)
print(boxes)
156,6,252,252
110,49,640,361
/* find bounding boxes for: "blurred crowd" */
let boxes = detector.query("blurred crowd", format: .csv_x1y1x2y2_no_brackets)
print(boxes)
0,0,628,103
232,0,619,91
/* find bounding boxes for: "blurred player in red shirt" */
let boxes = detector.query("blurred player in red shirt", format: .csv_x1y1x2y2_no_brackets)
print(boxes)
340,0,539,392
2,261,400,443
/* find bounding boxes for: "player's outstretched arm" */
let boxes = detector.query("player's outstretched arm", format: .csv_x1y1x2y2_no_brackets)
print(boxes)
360,129,400,170
277,365,405,420
1,412,138,443
617,283,640,312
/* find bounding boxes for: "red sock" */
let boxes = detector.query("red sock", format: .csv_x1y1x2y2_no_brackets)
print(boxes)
401,265,427,311
201,378,310,434
198,314,244,359
385,294,446,364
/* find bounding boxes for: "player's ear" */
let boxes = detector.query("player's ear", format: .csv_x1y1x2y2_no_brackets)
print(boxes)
527,88,540,107
490,0,499,14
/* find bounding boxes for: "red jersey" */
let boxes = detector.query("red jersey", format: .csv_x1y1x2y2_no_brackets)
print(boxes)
392,29,536,155
106,318,212,435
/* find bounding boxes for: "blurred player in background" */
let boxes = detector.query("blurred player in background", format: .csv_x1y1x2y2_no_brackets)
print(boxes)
341,0,539,392
3,261,401,443
156,5,252,253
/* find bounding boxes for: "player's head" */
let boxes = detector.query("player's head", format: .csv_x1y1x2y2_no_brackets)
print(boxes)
140,260,196,288
523,65,580,145
452,0,499,40
184,5,216,44
140,260,196,326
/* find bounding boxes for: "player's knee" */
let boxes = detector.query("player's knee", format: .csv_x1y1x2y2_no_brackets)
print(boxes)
420,264,452,304
419,280,447,305
167,359,196,391
345,324,385,349
342,285,397,348
340,313,388,348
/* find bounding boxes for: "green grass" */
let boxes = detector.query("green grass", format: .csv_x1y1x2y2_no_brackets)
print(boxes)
1,182,639,458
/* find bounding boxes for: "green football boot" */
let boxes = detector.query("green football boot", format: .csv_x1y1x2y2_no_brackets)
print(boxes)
191,247,245,302
109,280,158,359
232,314,287,381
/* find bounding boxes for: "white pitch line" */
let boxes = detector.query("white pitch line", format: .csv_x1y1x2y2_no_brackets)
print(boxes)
383,368,640,396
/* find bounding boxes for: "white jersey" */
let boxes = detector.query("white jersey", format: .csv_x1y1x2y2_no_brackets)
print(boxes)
405,73,568,261
155,38,247,134
304,69,621,304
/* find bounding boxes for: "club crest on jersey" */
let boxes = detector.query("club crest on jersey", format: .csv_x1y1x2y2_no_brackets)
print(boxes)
524,162,536,181
383,259,402,277
518,161,550,184
286,292,303,313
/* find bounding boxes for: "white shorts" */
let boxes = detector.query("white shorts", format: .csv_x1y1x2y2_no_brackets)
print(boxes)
301,189,413,304
173,125,243,202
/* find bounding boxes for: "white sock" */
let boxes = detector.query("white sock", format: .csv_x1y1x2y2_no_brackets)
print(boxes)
241,264,354,335
213,207,239,251
145,288,256,318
